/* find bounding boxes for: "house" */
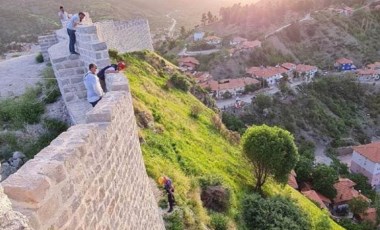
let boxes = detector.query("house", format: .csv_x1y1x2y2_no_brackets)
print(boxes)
288,170,298,190
356,69,380,82
199,77,260,99
193,72,211,83
367,62,380,70
236,40,261,51
194,32,205,41
333,178,369,209
178,57,200,72
335,58,356,71
281,63,297,79
295,64,318,81
247,66,287,87
301,190,331,209
350,142,380,189
230,36,248,46
204,36,222,45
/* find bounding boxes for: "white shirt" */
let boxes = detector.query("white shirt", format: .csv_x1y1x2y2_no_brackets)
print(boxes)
58,11,69,26
84,71,104,103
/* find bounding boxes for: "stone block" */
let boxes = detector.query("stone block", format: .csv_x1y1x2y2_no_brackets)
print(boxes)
77,25,97,34
36,196,60,224
2,173,51,204
51,57,67,64
92,42,107,51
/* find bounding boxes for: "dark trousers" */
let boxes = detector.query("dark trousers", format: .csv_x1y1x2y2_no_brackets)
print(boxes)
99,78,107,92
90,97,102,107
168,193,175,211
67,29,76,53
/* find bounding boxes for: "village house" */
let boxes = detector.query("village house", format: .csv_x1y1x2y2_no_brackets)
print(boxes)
350,142,380,189
200,77,260,99
229,36,248,46
178,57,200,72
367,62,380,70
301,190,331,210
204,35,222,46
295,64,318,81
247,66,287,87
192,72,212,84
193,31,205,41
333,178,369,210
334,58,356,71
356,69,380,82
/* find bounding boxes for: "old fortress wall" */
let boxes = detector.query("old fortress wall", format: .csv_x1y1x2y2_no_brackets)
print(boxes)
0,14,164,230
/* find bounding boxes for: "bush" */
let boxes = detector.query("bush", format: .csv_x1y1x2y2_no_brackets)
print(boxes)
210,213,228,230
242,194,311,230
190,105,203,118
164,210,184,230
108,49,120,60
35,53,44,63
169,74,190,92
42,67,60,103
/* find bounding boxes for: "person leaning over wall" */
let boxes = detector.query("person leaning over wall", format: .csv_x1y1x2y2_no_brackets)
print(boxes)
96,61,127,92
66,12,85,55
84,63,104,107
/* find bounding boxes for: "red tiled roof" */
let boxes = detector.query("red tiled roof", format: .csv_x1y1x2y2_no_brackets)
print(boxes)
367,62,380,69
237,40,261,50
204,36,221,41
247,66,287,79
357,69,378,76
336,58,353,64
281,63,296,70
333,178,360,204
359,208,377,224
179,57,200,65
300,182,313,192
302,190,329,209
353,142,380,163
288,170,298,189
218,77,260,91
296,64,318,73
231,36,247,43
200,80,218,91
193,72,211,83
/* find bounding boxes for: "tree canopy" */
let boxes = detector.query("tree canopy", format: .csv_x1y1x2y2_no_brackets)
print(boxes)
241,125,299,191
312,164,338,199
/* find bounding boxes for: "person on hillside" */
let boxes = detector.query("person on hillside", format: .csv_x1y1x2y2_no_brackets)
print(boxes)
159,176,176,213
67,12,85,55
58,6,70,27
84,63,104,107
97,61,127,92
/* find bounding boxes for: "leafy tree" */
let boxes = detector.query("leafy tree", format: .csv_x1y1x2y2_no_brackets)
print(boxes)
207,11,214,24
201,13,207,25
254,94,272,111
312,165,338,199
295,155,314,182
349,197,369,215
221,91,232,99
241,125,299,191
348,173,376,201
222,113,246,134
242,194,311,230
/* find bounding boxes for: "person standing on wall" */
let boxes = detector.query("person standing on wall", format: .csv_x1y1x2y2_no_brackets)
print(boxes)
84,64,104,107
158,176,176,213
58,6,70,27
97,61,127,92
67,12,85,55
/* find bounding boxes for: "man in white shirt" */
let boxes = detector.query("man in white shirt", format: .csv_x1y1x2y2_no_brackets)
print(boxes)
84,64,104,107
66,12,85,55
58,6,70,27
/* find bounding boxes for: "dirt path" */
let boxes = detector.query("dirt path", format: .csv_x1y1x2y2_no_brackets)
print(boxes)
166,12,177,38
0,53,46,98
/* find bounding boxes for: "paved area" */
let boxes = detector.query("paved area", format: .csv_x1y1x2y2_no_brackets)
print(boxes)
0,53,46,98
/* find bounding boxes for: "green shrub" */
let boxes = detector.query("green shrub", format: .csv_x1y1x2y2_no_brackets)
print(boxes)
190,105,202,118
210,213,228,230
35,53,44,63
164,211,184,230
42,67,61,103
108,49,120,60
169,74,190,92
242,194,311,230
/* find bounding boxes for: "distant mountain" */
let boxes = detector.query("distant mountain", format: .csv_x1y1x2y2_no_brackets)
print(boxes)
0,0,256,54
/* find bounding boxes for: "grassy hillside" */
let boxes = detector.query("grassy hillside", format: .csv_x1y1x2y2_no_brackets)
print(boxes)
121,51,343,229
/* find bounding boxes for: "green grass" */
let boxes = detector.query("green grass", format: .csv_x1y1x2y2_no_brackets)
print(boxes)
123,51,343,229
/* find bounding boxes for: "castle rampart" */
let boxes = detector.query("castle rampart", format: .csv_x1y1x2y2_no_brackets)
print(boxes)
1,15,163,229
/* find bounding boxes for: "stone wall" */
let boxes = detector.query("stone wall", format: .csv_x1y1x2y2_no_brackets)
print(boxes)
96,19,154,53
2,15,164,230
38,34,58,62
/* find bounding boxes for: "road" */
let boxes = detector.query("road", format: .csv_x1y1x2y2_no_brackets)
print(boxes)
166,12,177,38
178,47,220,56
265,13,313,39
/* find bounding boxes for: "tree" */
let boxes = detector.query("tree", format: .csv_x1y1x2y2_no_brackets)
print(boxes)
295,155,314,182
242,194,311,230
201,13,207,25
180,26,186,38
241,125,299,191
207,11,214,24
254,94,272,111
312,165,338,199
349,197,369,215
